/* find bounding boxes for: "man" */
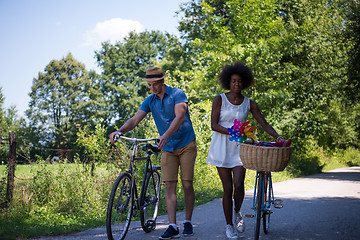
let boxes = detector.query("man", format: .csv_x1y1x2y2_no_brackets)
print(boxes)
110,66,197,239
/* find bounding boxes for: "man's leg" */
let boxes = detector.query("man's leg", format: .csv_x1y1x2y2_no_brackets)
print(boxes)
182,180,195,221
165,181,178,224
178,140,197,221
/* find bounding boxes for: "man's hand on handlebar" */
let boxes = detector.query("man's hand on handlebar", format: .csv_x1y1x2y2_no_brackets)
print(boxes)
110,131,123,144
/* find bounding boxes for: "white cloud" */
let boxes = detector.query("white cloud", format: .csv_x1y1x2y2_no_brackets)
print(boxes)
83,18,144,47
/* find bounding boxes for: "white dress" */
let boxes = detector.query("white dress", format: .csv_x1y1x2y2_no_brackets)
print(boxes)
206,93,250,168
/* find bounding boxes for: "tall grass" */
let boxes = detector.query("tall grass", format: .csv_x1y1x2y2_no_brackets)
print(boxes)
0,160,120,239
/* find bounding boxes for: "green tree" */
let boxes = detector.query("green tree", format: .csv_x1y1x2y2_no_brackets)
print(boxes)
26,53,92,150
178,0,291,134
342,0,360,147
0,87,28,162
94,30,183,134
344,0,360,103
177,0,357,149
0,87,6,133
276,0,356,148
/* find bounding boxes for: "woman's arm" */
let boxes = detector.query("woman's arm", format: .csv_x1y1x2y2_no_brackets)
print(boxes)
250,100,284,141
211,95,229,135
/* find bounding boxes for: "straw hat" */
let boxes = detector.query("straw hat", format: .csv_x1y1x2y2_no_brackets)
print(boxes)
143,67,166,82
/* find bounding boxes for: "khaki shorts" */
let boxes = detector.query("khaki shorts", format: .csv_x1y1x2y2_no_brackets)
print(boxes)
161,140,197,182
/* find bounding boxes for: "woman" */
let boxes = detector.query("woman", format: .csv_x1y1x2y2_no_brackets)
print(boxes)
206,62,285,239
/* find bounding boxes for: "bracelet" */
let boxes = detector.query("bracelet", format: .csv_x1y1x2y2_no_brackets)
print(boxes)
276,136,283,141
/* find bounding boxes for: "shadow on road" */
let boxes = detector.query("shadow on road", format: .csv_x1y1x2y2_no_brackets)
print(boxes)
301,167,360,182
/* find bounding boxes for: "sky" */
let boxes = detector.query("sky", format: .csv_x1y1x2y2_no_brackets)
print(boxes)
0,0,186,117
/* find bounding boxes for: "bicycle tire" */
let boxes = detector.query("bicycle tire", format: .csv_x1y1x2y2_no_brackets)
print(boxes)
106,172,133,240
255,172,264,240
263,173,271,234
140,170,161,233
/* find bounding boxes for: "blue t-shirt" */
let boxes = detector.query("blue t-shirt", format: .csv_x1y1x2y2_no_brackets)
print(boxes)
140,85,196,152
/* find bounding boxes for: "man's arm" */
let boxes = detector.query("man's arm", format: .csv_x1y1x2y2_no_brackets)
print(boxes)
110,110,148,143
158,102,187,149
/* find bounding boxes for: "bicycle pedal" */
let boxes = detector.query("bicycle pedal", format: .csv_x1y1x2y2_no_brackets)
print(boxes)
146,219,156,229
274,199,283,209
245,214,254,218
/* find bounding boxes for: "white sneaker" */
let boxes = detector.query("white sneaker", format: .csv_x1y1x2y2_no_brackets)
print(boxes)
234,211,245,233
225,224,238,239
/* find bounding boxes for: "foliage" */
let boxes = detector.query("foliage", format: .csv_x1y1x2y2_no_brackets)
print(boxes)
2,0,360,238
76,122,108,169
343,0,360,103
189,100,224,202
75,119,134,176
26,53,93,150
177,0,359,153
94,30,182,128
0,160,118,239
0,87,29,163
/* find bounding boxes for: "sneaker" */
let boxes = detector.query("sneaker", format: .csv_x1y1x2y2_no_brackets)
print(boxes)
234,211,245,233
159,225,180,239
225,224,238,239
182,222,194,236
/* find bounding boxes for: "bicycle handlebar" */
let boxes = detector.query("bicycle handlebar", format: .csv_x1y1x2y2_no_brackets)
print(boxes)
114,133,159,143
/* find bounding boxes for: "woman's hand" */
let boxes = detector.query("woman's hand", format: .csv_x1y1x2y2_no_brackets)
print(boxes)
277,136,285,142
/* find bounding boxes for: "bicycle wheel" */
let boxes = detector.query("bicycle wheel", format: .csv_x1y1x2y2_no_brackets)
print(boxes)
106,172,133,240
255,172,264,240
263,173,271,234
140,170,161,232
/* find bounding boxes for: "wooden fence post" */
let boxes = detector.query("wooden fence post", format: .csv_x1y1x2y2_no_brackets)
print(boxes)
6,132,16,205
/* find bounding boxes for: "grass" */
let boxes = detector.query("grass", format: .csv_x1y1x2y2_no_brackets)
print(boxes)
0,160,122,239
1,146,359,240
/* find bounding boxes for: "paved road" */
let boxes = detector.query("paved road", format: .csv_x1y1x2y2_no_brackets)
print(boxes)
31,167,360,240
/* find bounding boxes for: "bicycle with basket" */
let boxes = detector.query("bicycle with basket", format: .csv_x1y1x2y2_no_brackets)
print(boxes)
240,142,292,240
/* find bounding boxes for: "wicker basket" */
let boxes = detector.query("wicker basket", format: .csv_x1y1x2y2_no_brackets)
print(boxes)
239,144,292,172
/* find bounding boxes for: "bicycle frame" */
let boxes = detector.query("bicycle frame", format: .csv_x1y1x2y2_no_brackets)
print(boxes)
121,136,160,212
251,171,275,239
253,171,274,213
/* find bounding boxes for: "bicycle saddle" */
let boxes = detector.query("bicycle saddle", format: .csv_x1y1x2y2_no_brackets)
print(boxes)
142,143,161,153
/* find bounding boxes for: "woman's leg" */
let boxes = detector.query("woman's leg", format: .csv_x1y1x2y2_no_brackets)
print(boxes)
217,167,234,225
232,166,246,212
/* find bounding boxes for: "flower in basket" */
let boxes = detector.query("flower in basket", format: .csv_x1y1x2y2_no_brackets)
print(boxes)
228,119,258,142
